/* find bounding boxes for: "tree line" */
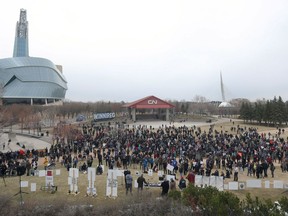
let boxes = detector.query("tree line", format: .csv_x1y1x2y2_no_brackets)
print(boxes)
240,96,288,126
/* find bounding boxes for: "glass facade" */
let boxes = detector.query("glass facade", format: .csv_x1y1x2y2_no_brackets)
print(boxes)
0,57,68,105
0,9,68,105
13,37,29,57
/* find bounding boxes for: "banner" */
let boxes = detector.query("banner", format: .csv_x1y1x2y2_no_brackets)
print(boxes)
106,170,113,196
112,170,118,197
94,112,115,121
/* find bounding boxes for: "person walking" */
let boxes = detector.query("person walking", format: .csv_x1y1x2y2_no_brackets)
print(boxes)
137,174,148,194
125,171,133,195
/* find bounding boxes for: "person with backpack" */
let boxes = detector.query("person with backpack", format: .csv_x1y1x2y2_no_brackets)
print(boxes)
178,176,187,190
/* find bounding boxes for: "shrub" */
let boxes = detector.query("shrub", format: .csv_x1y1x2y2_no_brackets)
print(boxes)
168,190,181,200
182,185,242,215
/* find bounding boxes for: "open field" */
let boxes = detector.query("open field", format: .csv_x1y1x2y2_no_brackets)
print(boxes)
1,118,288,207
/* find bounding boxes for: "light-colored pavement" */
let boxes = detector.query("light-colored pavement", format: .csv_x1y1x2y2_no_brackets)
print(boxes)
0,131,52,153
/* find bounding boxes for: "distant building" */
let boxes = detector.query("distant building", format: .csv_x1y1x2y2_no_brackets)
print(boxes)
0,9,68,105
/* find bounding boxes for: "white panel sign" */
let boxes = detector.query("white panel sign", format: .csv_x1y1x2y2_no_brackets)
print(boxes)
106,170,113,196
203,176,210,186
274,180,284,189
56,169,61,176
39,170,45,177
157,171,164,177
112,170,118,197
228,182,239,190
134,180,138,188
116,169,124,177
167,164,174,172
31,183,36,192
166,174,175,181
195,175,203,186
21,181,29,188
265,181,270,188
246,180,262,188
209,176,216,187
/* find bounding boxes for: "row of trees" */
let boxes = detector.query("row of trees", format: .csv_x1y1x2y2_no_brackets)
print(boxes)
240,96,288,126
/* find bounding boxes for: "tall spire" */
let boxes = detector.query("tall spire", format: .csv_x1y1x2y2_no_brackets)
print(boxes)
220,71,226,102
13,8,29,57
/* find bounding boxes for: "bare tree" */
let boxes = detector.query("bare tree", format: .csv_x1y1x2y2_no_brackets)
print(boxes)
191,95,210,115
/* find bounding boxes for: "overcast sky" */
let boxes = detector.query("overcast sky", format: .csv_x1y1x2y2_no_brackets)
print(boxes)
1,0,288,103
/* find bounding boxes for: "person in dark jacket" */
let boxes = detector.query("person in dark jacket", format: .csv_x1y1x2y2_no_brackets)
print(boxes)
161,176,169,196
137,174,148,193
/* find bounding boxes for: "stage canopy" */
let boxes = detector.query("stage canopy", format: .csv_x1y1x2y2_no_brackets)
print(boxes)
123,95,174,121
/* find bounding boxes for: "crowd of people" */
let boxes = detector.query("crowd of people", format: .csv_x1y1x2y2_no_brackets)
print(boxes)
1,120,288,196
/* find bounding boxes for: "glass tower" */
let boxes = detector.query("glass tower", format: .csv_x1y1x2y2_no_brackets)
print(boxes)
13,8,29,57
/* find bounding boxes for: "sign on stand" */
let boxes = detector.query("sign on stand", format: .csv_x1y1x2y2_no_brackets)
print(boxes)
86,167,97,197
46,170,54,187
68,168,79,195
106,169,123,198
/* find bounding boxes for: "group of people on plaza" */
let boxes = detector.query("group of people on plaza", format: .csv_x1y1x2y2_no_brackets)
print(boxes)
1,119,288,197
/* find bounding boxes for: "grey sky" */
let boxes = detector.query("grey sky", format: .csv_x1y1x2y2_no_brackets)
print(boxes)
1,0,288,102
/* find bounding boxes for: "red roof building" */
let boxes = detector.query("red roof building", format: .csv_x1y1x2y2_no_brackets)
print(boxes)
123,95,174,122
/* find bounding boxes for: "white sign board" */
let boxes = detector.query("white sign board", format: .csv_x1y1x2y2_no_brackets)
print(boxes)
228,182,239,190
274,180,284,189
112,170,118,197
31,183,36,192
167,164,174,172
166,174,175,181
246,180,262,188
39,170,45,177
56,169,61,176
21,181,29,188
157,170,164,177
106,170,113,196
134,180,138,188
265,181,270,189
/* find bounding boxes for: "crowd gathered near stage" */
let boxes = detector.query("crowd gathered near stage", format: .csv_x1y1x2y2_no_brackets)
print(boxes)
1,121,288,185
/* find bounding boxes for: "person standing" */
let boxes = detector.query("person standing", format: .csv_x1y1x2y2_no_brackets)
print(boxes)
178,176,187,190
125,171,133,195
137,174,148,194
43,157,48,170
234,166,239,181
161,176,170,196
170,179,176,191
26,160,31,176
270,163,275,178
186,169,195,185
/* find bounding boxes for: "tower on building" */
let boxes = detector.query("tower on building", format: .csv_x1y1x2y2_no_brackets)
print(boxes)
13,8,29,57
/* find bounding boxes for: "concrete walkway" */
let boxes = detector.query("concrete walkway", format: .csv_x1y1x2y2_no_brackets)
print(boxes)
0,129,52,153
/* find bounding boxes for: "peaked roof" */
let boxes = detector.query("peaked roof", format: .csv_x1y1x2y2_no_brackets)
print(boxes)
123,95,175,109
